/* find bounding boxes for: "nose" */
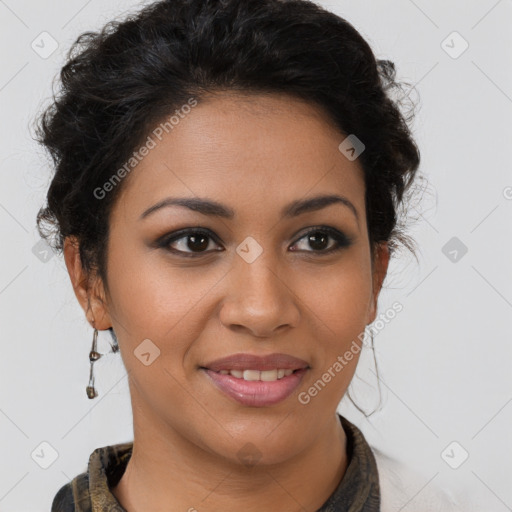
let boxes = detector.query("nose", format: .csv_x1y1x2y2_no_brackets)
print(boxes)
219,252,300,338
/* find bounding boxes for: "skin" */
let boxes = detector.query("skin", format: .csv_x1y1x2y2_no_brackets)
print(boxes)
64,92,389,512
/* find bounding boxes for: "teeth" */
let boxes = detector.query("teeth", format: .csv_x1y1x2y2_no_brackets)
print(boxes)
260,369,278,381
216,368,298,381
243,369,261,381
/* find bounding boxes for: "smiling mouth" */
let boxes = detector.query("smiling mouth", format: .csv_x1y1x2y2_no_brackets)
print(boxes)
200,368,301,381
200,367,309,407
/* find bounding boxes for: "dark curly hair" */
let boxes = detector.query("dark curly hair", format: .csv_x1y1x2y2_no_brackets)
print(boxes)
35,0,422,415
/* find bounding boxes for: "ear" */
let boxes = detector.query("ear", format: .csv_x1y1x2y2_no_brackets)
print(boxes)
367,242,390,325
63,236,112,330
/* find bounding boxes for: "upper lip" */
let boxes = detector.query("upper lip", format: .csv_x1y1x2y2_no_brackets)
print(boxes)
202,353,310,372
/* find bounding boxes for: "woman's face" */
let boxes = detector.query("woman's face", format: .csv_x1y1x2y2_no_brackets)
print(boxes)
68,92,389,465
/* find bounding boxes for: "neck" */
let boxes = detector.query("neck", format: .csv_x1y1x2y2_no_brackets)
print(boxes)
112,408,348,512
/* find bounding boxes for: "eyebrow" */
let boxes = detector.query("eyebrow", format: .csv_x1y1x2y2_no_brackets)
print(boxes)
139,194,359,223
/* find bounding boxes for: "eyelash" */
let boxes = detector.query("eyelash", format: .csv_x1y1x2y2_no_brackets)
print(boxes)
156,226,353,258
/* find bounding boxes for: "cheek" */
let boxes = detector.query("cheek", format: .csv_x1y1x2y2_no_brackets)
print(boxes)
104,237,213,353
296,256,373,339
293,256,372,403
296,270,371,410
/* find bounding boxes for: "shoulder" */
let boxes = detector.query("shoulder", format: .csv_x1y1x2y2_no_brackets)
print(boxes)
372,447,464,512
51,471,90,512
51,482,75,512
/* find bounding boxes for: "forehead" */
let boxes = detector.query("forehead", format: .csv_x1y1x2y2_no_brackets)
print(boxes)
113,92,366,224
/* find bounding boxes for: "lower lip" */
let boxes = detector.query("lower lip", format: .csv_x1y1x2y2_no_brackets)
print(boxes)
202,368,308,407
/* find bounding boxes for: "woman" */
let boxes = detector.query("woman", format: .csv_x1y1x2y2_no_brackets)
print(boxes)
36,0,459,510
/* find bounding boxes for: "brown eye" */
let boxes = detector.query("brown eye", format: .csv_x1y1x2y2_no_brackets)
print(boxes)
158,228,223,257
290,227,353,254
157,226,352,258
182,233,210,252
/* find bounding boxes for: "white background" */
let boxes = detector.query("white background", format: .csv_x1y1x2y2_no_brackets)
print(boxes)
0,0,511,510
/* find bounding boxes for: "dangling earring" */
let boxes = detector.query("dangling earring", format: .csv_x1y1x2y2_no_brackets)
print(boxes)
86,326,120,399
86,328,101,399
